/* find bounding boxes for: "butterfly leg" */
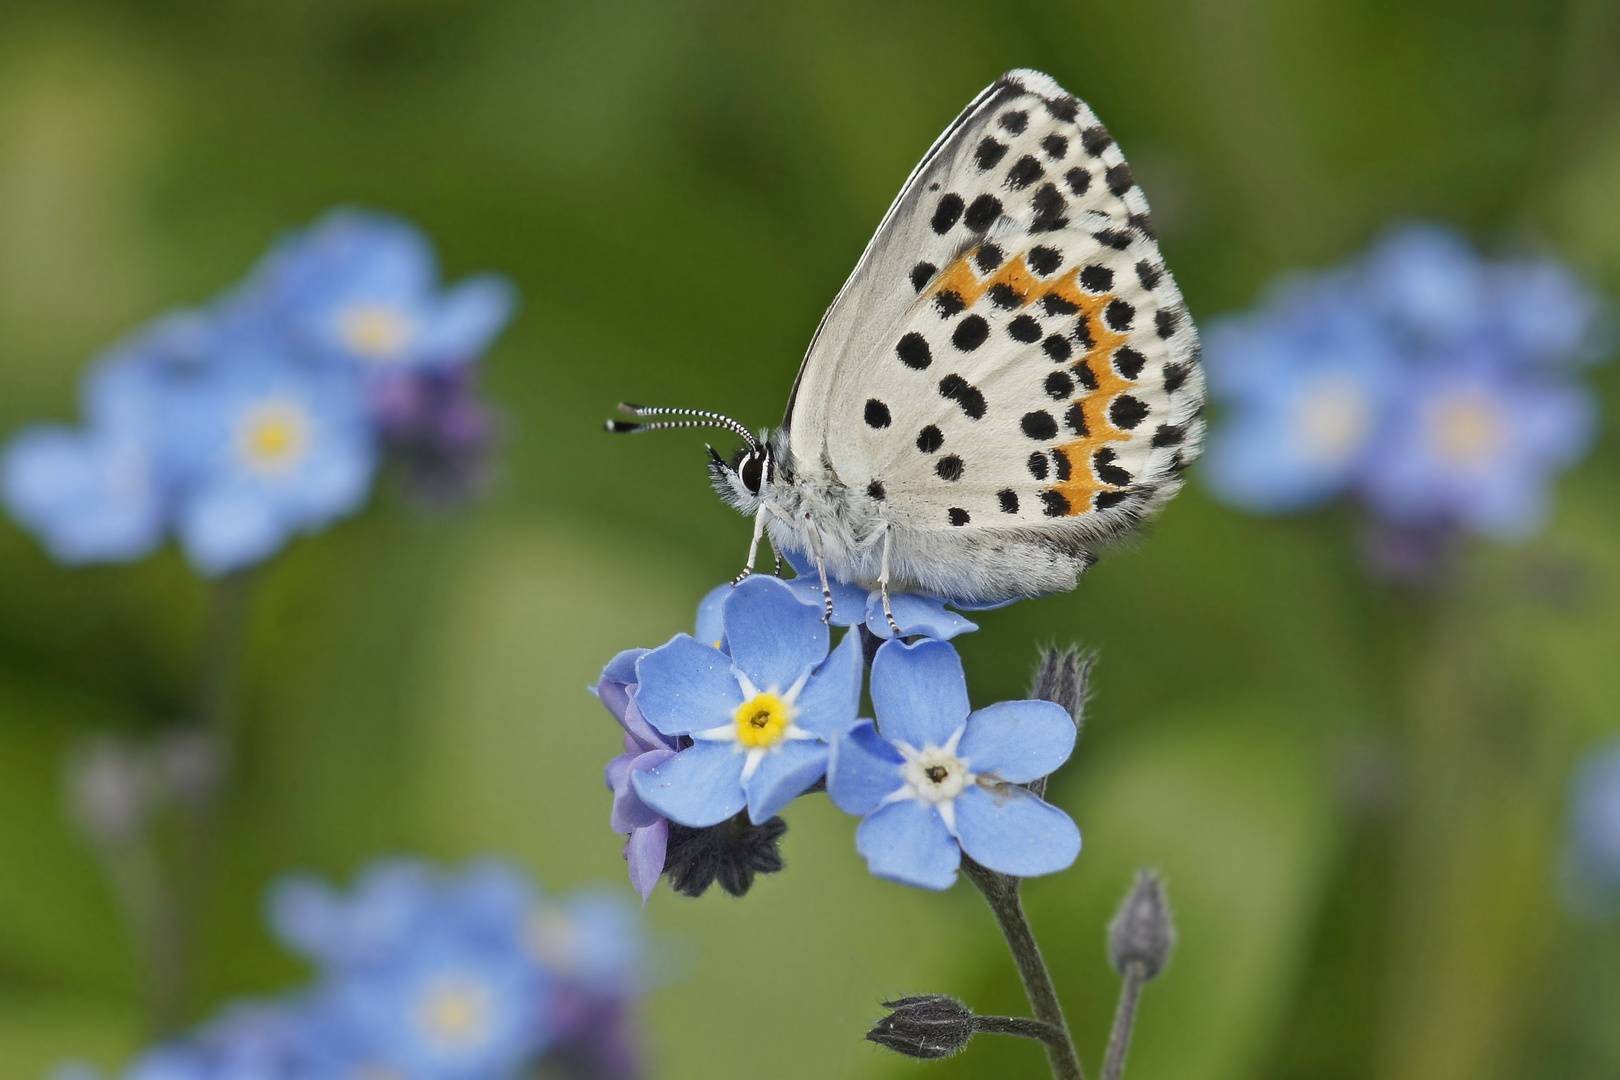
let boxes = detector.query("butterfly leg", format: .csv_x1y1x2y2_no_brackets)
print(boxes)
732,510,769,586
877,524,900,636
800,513,834,623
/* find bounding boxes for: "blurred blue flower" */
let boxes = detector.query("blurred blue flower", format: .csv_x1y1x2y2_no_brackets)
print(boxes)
1568,739,1620,911
778,548,980,640
828,639,1080,890
255,208,516,372
116,1001,322,1080
271,859,552,1079
1204,223,1609,540
629,575,862,828
163,335,377,575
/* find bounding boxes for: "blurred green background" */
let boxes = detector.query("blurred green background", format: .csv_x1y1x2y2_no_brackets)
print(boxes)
2,1,1620,1077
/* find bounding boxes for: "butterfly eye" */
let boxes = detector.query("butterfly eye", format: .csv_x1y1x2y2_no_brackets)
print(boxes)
738,452,765,495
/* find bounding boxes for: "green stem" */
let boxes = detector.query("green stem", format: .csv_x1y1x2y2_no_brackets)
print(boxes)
963,858,1085,1080
1101,962,1146,1080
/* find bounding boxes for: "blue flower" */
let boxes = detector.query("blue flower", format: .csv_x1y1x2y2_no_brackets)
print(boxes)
116,1001,322,1080
828,639,1080,890
254,209,516,372
1568,739,1620,911
1204,223,1609,538
629,575,862,828
270,860,553,1079
163,333,378,575
778,549,981,640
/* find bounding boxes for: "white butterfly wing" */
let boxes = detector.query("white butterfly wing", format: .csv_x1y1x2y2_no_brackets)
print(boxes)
787,69,1203,544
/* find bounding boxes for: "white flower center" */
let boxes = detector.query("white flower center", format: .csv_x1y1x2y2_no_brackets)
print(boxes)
340,302,416,361
235,400,311,474
900,746,971,803
413,974,493,1050
1294,374,1371,463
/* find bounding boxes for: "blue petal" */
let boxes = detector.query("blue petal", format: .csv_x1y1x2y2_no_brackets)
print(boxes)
954,785,1081,878
827,722,905,816
744,740,830,823
780,547,869,625
856,800,961,890
958,700,1076,783
632,634,741,736
788,629,863,739
723,575,827,692
177,482,287,576
631,743,746,827
599,648,647,688
694,582,730,647
870,639,970,749
418,274,517,368
864,592,978,640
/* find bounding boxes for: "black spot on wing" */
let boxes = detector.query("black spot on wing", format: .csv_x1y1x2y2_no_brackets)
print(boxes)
1026,452,1049,480
1135,260,1163,290
1008,315,1042,343
1022,411,1058,440
999,110,1029,134
916,425,944,453
1105,163,1135,196
948,507,970,526
1113,347,1145,380
1051,448,1072,481
998,489,1019,514
1041,490,1071,517
1064,403,1088,436
1079,265,1114,292
1029,183,1069,232
1041,293,1079,316
1128,212,1158,240
974,137,1010,170
1104,299,1136,331
1072,359,1097,391
1006,155,1044,189
934,291,966,317
1041,134,1068,159
931,194,964,234
1094,448,1132,486
938,374,987,419
864,399,891,428
1081,126,1114,156
1071,315,1094,350
1045,95,1080,122
952,315,990,351
964,194,1003,232
1042,335,1072,362
1064,167,1091,196
1163,362,1189,393
1152,423,1186,448
910,262,937,292
988,283,1023,309
1026,246,1063,276
1044,370,1073,400
1155,308,1180,338
1108,395,1150,431
975,244,1005,273
1094,229,1132,250
896,332,932,370
936,455,965,482
867,480,885,501
1095,489,1129,510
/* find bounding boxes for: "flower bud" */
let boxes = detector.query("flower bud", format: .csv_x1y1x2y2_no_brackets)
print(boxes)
1030,646,1091,729
865,996,976,1060
1108,869,1176,979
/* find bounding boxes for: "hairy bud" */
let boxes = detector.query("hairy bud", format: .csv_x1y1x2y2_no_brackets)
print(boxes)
663,812,787,898
866,996,976,1060
1031,646,1092,728
1108,870,1176,979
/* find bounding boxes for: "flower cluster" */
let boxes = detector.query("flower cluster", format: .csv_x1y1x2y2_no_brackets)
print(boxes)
63,860,650,1080
3,210,513,576
1203,224,1608,553
597,572,1082,898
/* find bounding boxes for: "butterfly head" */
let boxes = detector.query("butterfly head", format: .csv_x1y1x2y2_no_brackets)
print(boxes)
606,402,777,513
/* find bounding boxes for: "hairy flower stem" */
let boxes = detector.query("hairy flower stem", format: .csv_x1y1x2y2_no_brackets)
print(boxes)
1101,961,1146,1080
963,858,1085,1080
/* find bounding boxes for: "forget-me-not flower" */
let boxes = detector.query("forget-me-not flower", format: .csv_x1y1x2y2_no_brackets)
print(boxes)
254,208,516,372
1204,222,1609,541
828,638,1081,890
630,575,862,828
779,548,981,640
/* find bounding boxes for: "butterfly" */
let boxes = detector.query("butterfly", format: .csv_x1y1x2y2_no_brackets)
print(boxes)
609,69,1204,623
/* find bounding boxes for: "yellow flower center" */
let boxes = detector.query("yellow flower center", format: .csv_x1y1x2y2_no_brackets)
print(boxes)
236,401,310,473
734,692,791,748
414,975,492,1049
1295,375,1371,463
340,303,415,360
1428,390,1500,467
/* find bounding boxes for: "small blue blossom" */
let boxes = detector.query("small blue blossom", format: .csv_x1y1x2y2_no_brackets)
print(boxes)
828,638,1080,890
1204,222,1609,541
779,548,982,640
254,209,516,372
629,575,862,828
271,859,553,1079
1568,739,1620,912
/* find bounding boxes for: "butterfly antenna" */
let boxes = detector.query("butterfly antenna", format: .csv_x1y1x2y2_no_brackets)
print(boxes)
605,403,758,449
